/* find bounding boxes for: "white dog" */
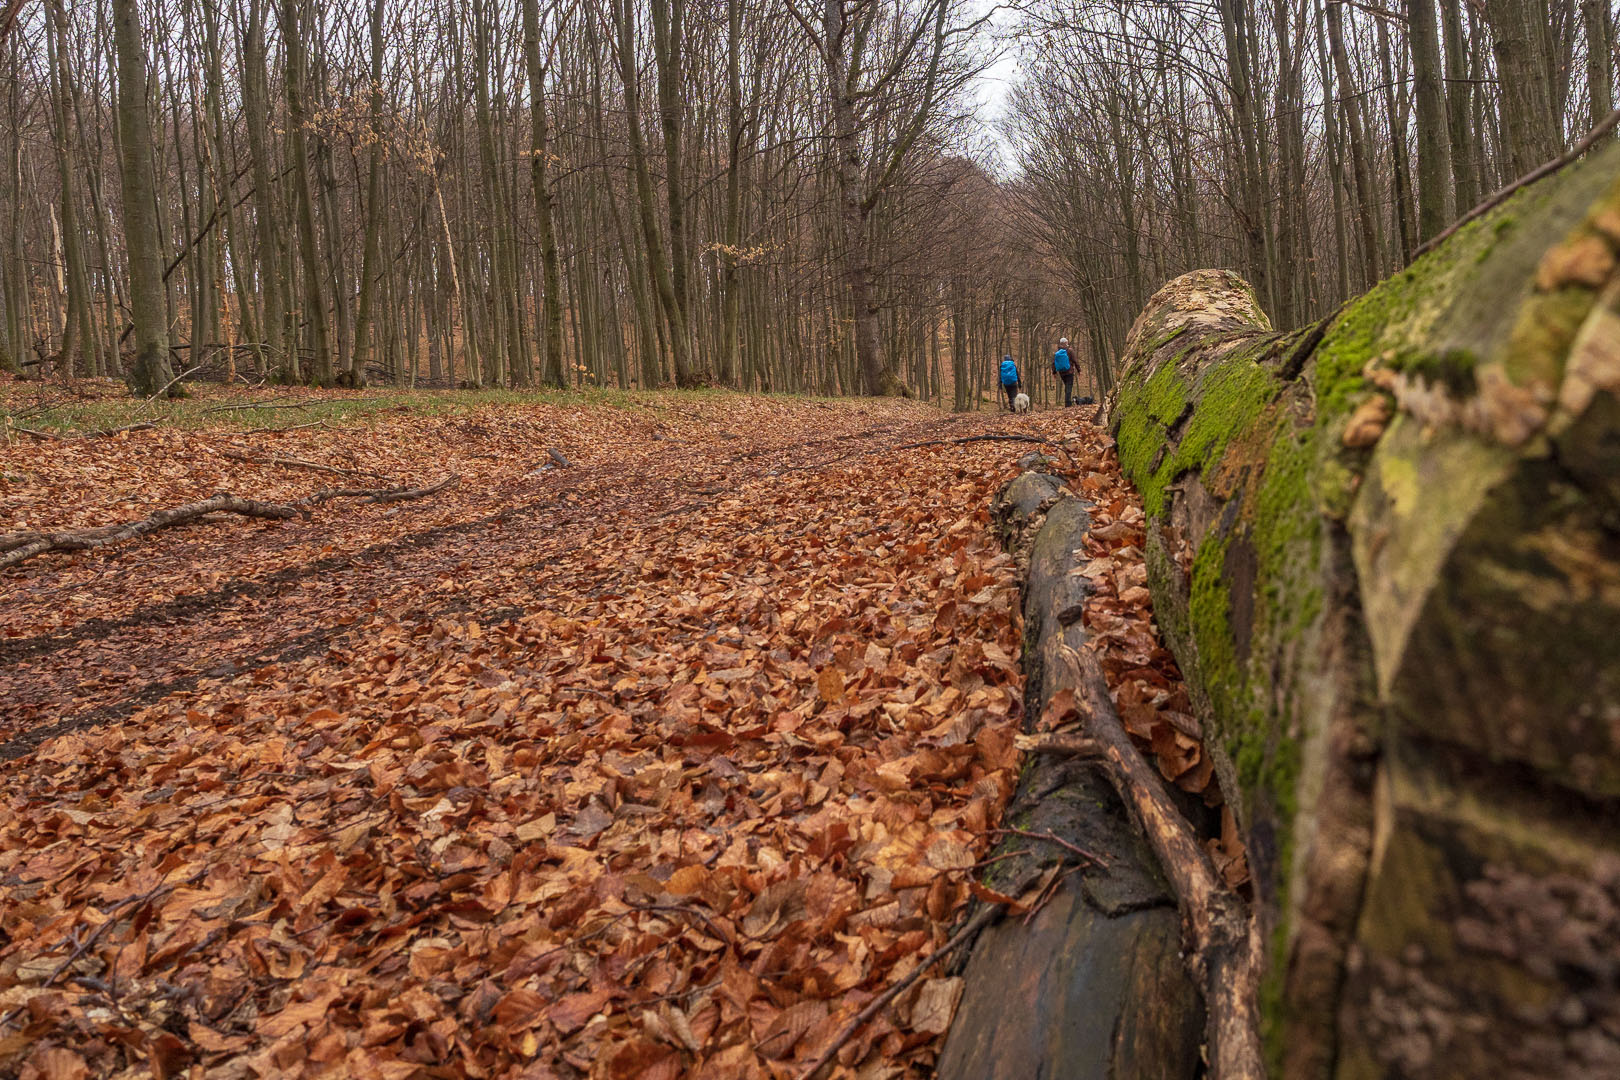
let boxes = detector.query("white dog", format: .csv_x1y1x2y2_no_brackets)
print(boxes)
1013,392,1031,414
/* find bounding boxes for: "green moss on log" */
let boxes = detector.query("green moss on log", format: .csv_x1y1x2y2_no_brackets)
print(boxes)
1112,142,1620,1079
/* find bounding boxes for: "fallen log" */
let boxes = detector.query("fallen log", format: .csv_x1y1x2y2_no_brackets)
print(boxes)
1109,140,1620,1077
937,470,1203,1080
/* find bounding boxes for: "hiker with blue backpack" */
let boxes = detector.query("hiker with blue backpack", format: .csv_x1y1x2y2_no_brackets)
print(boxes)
1053,337,1076,406
998,355,1022,411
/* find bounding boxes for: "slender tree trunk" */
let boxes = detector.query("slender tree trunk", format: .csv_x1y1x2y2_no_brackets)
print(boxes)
1484,0,1563,175
1581,0,1615,134
1328,0,1382,288
350,0,385,388
1440,0,1480,211
111,0,176,395
1410,0,1456,240
520,0,566,388
282,0,332,384
242,0,287,379
46,0,96,375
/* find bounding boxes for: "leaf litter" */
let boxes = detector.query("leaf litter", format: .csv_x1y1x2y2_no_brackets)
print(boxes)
0,391,1241,1078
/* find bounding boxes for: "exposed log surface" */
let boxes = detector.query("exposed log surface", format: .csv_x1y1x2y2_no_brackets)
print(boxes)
937,474,1204,1080
1109,141,1620,1077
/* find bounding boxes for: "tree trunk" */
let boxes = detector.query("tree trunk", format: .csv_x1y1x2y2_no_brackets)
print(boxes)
241,0,287,380
612,0,692,388
111,0,176,396
1440,0,1480,211
1409,0,1455,241
1581,0,1615,134
1484,0,1563,176
520,0,565,389
1326,0,1382,289
1109,141,1620,1079
349,0,385,388
282,0,333,385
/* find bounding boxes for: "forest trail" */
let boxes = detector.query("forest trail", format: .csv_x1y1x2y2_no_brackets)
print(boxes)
1,392,1185,1079
2,394,1011,757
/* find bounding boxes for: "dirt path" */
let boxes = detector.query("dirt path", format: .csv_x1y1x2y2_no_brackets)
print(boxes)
0,395,1090,1078
0,401,982,754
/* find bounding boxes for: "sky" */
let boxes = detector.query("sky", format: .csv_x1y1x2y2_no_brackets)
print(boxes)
970,2,1026,174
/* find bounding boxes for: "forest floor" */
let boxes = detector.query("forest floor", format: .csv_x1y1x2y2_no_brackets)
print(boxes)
0,381,1206,1079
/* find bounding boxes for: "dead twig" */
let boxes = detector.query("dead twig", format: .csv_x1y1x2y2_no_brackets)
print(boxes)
139,364,202,406
302,474,459,506
9,421,158,441
0,871,205,1031
795,902,1002,1080
239,419,325,435
987,826,1108,868
203,399,337,414
221,449,383,480
889,433,1051,451
1047,640,1263,1079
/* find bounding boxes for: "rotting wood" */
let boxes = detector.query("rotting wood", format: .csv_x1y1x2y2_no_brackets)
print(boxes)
1038,643,1262,1079
1110,141,1620,1077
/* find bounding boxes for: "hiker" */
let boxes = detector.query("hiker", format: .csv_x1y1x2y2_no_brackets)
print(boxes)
1053,337,1077,406
998,354,1022,411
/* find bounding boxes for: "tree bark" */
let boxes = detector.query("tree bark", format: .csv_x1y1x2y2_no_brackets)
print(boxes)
1483,0,1563,176
1408,0,1455,241
520,0,566,389
111,0,176,396
1581,0,1615,135
282,0,333,385
1109,142,1620,1078
349,0,385,388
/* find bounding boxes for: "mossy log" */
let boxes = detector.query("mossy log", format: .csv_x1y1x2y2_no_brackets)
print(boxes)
1110,141,1620,1080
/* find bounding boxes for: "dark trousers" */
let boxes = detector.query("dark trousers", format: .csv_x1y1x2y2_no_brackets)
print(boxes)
1003,383,1019,410
1059,369,1074,406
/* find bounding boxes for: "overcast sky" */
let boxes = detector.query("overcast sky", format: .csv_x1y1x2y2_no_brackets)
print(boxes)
971,3,1024,174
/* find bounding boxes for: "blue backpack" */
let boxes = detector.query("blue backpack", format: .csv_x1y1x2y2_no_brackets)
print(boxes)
999,358,1019,387
1053,348,1072,373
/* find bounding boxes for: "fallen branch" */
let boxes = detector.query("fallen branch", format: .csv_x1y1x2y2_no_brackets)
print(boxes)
2,476,459,571
0,494,301,570
9,421,158,441
890,433,1051,451
221,449,382,479
796,903,1002,1080
303,474,459,505
1047,640,1263,1079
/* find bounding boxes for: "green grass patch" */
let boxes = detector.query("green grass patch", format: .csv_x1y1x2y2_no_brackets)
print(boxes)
1,383,861,436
